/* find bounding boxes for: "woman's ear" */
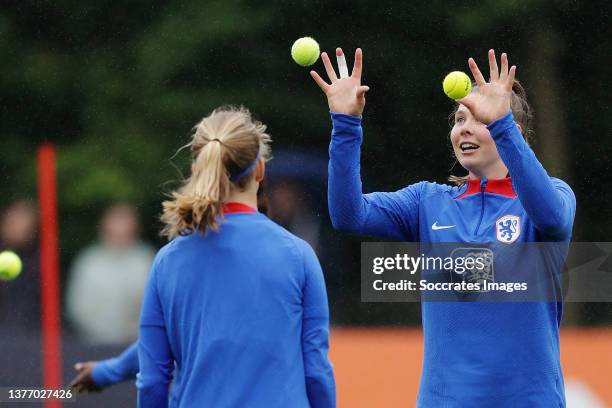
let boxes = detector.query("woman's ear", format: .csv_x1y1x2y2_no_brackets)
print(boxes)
255,159,265,183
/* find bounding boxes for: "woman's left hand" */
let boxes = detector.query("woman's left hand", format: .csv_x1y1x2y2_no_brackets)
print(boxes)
69,361,101,393
457,49,516,125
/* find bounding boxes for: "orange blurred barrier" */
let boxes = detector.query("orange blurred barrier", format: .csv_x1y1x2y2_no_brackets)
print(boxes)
329,327,612,407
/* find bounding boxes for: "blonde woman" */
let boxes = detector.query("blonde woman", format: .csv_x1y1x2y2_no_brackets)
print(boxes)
137,107,335,407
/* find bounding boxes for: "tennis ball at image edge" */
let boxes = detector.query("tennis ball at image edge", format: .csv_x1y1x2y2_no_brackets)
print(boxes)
0,251,22,281
291,37,320,67
443,71,472,99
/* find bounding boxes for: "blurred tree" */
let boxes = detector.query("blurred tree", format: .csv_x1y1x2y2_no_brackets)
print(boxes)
1,0,611,324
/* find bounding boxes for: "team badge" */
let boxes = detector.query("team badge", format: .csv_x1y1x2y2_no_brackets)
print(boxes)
496,214,521,243
450,247,495,292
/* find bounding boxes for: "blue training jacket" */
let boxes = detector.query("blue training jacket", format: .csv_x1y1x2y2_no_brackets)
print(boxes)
91,342,139,388
136,203,335,408
328,111,576,407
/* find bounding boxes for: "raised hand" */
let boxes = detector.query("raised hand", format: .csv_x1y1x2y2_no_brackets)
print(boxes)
458,49,517,125
310,48,370,117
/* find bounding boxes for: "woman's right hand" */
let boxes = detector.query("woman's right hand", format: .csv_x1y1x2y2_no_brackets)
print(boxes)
310,48,370,117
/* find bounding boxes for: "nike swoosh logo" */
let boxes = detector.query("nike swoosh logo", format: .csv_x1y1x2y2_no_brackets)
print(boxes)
432,221,456,230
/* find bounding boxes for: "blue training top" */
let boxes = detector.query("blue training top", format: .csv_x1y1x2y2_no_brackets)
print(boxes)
91,342,139,388
136,203,335,408
328,111,576,407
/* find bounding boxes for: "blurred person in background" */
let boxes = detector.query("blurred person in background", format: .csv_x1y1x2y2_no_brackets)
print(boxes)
267,178,321,254
265,150,329,256
66,203,155,345
0,199,40,332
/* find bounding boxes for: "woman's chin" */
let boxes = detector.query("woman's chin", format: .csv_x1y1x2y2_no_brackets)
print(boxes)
458,155,481,170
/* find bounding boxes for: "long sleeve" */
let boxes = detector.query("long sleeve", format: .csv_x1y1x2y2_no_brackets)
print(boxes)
137,261,174,408
328,112,422,240
487,111,576,240
91,342,139,388
300,242,336,408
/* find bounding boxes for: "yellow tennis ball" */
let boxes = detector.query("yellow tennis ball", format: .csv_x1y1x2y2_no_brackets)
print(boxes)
0,251,22,281
291,37,320,67
443,71,472,99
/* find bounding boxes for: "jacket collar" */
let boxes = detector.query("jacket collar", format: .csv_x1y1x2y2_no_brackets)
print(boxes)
456,177,516,199
223,202,257,214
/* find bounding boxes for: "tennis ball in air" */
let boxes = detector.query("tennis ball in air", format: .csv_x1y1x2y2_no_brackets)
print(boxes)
0,251,22,281
291,37,320,67
443,71,472,99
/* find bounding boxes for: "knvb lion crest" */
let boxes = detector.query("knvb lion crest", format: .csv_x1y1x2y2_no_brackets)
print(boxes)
496,214,521,244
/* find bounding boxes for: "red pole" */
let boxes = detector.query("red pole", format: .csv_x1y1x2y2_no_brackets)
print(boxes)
37,144,63,408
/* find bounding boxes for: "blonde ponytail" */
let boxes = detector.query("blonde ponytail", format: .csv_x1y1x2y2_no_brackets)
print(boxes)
161,106,271,239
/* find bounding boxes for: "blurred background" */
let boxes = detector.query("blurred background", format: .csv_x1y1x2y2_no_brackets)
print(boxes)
0,0,611,406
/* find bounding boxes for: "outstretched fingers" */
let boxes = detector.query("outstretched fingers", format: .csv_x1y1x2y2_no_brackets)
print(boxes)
356,85,370,97
310,70,330,93
507,65,517,89
488,49,499,82
321,52,338,83
468,57,486,87
499,52,509,81
336,48,349,79
351,48,363,79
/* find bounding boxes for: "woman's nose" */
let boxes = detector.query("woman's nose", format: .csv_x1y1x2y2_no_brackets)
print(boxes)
460,126,472,137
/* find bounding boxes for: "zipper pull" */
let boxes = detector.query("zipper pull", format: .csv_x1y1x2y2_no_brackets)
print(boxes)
480,177,488,192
